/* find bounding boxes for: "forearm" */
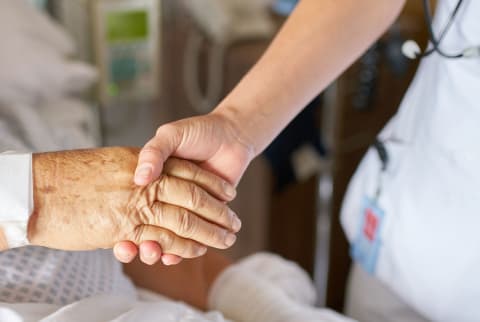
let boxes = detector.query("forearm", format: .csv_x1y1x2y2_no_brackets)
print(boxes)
214,0,406,156
28,148,138,249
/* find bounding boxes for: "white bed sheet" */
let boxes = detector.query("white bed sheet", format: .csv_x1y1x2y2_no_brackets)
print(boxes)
0,289,231,322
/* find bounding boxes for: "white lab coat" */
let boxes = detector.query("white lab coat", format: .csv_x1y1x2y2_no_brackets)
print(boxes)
341,0,480,321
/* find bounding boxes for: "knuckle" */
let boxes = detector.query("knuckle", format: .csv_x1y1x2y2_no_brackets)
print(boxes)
152,203,165,226
190,166,203,184
158,231,174,250
155,125,167,137
156,175,168,197
183,160,199,177
206,203,227,225
187,184,203,209
219,205,230,222
132,225,145,244
178,210,196,237
196,192,207,210
156,123,178,137
208,228,226,247
185,243,201,258
136,207,150,226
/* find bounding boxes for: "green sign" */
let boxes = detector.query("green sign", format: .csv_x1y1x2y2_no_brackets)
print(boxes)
106,10,148,42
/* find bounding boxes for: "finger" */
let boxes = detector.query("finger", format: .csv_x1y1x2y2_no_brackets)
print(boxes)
139,241,163,266
135,123,182,186
113,241,138,263
144,202,237,249
164,158,236,201
134,225,207,259
161,254,183,266
154,176,242,232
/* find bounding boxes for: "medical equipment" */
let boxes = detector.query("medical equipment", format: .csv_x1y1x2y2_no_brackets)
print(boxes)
402,0,480,59
53,0,161,107
182,0,275,113
91,0,161,106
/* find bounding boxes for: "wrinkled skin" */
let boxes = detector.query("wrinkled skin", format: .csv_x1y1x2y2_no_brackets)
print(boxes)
28,147,240,259
117,113,253,264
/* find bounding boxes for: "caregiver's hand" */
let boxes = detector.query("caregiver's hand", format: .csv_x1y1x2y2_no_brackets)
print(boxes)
28,147,240,259
118,112,255,265
135,113,255,187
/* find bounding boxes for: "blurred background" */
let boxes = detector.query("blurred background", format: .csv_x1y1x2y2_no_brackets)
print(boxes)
26,0,430,313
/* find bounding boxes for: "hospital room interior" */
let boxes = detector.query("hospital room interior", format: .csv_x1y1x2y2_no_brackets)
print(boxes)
0,0,446,320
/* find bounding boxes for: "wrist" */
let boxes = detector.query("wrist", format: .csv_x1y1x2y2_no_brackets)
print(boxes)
213,81,292,157
28,152,48,247
211,103,259,160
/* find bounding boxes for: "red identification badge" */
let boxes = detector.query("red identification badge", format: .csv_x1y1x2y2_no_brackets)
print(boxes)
351,196,385,274
363,208,379,241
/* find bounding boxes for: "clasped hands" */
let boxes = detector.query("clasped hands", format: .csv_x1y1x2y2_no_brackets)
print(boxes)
28,147,241,265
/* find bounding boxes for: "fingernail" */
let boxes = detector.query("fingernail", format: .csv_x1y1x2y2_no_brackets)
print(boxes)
197,246,207,256
162,257,173,266
223,182,237,199
232,215,242,232
225,233,237,247
115,247,131,262
144,251,158,259
135,164,152,179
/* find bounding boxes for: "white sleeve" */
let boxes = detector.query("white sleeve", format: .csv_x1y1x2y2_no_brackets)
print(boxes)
0,152,32,248
208,253,356,322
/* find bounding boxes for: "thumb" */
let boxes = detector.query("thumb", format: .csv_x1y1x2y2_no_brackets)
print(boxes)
134,123,182,185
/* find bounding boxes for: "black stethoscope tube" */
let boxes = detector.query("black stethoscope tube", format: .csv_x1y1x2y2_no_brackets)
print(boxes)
421,0,464,59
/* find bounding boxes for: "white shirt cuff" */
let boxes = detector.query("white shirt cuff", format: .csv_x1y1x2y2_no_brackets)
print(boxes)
0,152,32,248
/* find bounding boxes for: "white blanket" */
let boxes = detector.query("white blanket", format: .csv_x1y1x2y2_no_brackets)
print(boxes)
0,290,230,322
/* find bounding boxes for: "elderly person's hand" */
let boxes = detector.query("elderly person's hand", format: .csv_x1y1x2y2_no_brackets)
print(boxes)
28,147,240,260
116,113,254,265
